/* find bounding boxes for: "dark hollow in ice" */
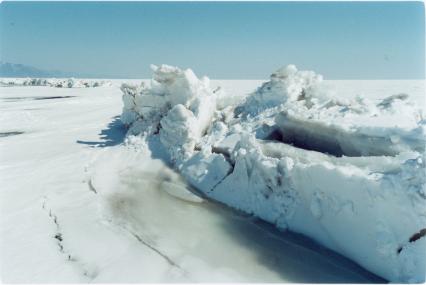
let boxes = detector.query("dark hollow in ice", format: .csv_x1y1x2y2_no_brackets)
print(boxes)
264,128,346,157
409,228,426,243
0,131,24,137
397,228,426,254
273,112,425,157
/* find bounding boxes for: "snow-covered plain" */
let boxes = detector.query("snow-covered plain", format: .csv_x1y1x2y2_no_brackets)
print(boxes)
0,73,424,282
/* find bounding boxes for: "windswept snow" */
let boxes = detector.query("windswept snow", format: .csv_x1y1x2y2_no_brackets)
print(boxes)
120,64,426,283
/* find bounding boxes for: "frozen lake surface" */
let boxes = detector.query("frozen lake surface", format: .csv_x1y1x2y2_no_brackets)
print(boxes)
1,80,424,282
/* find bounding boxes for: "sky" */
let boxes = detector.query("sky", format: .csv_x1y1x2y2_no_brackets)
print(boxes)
0,1,424,79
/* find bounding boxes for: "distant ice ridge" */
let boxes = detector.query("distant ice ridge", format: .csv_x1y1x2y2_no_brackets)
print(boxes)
0,77,110,88
121,64,426,282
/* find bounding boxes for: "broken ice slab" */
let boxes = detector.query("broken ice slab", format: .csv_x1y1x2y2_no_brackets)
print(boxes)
120,64,426,282
180,152,233,193
275,109,425,157
206,135,426,282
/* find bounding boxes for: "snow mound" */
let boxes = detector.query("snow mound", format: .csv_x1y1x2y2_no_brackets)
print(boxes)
0,77,110,88
121,64,426,283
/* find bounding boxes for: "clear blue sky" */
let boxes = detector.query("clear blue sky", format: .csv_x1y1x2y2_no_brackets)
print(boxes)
0,1,424,79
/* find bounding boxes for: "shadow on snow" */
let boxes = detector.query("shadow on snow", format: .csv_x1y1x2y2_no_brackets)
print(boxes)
77,116,126,147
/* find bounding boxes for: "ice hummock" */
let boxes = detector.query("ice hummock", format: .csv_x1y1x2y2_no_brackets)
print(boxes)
120,64,426,282
121,64,217,164
0,77,109,88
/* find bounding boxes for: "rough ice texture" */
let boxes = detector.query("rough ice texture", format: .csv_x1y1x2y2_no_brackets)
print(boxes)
121,64,217,164
121,64,426,282
0,78,109,88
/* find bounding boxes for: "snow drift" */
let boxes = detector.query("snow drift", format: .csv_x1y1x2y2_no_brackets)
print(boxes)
120,64,426,282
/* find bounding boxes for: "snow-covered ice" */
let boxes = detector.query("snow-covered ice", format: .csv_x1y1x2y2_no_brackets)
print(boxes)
0,70,424,282
120,64,426,283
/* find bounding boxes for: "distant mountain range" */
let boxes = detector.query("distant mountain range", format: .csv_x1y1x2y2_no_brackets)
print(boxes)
0,62,92,78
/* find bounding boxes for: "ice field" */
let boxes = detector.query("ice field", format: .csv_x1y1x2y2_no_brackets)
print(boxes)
0,73,424,282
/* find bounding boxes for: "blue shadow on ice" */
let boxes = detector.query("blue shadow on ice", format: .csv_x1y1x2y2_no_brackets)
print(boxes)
77,116,126,147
